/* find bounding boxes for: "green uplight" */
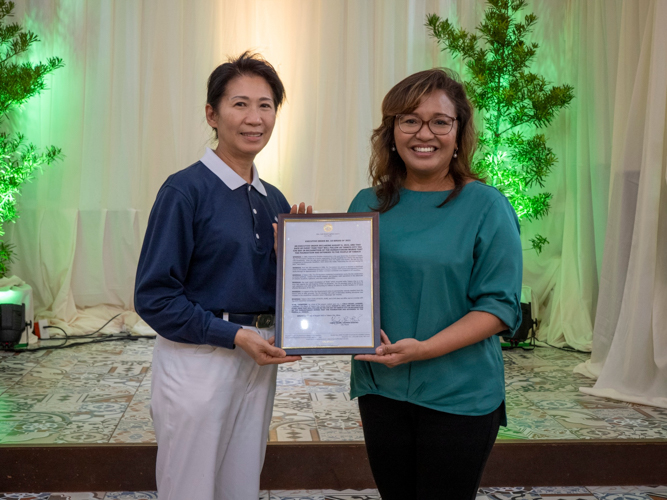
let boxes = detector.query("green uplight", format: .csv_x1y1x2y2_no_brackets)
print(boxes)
0,289,23,304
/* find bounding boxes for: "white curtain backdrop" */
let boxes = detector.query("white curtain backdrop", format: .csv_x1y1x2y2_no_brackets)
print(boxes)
574,0,667,408
9,0,481,332
522,0,623,351
5,0,663,366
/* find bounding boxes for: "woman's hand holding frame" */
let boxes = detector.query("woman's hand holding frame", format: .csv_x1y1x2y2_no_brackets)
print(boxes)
354,330,428,368
273,202,313,253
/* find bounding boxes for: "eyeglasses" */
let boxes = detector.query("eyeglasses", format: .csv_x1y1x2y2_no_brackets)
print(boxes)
396,113,458,135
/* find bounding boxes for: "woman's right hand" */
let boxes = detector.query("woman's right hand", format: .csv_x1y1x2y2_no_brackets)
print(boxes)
290,202,313,215
234,329,302,365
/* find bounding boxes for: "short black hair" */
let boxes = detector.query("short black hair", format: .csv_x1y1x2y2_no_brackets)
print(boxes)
207,51,286,114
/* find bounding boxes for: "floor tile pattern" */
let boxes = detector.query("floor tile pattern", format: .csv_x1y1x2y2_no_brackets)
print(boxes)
1,486,666,499
1,340,666,443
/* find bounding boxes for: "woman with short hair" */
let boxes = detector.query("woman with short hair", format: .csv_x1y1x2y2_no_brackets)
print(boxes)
350,68,523,499
135,51,309,500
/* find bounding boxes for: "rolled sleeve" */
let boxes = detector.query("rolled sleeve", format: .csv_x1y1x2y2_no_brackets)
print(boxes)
468,197,523,335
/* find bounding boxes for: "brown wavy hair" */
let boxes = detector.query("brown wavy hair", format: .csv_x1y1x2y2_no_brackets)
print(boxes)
369,68,482,212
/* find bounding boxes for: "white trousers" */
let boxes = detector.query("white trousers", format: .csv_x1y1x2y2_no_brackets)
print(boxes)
151,327,277,500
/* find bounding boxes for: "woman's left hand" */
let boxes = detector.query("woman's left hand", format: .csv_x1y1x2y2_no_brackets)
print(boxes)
274,202,313,252
354,332,426,368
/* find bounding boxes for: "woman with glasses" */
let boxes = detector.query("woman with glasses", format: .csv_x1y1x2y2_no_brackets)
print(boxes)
349,68,522,499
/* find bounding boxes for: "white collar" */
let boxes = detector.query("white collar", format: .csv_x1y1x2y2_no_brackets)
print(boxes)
200,148,267,196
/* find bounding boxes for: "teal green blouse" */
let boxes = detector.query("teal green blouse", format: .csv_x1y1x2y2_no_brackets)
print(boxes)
348,181,522,423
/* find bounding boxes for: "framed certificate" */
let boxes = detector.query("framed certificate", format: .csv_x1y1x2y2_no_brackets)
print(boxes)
275,213,381,355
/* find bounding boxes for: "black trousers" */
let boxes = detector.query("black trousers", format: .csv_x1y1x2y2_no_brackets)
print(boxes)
358,394,503,500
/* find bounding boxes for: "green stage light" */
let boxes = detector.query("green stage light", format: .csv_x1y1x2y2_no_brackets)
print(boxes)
0,289,23,303
0,302,27,348
0,284,33,349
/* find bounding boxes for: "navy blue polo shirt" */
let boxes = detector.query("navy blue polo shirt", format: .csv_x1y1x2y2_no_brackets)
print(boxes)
135,148,291,349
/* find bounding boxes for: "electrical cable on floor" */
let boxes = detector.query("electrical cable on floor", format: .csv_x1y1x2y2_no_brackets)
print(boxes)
501,323,589,354
521,334,536,351
535,341,588,354
503,337,589,354
14,334,156,352
76,313,123,337
11,316,156,353
37,325,69,349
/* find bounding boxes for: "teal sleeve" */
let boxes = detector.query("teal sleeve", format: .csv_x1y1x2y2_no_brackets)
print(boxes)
468,197,523,334
348,189,375,213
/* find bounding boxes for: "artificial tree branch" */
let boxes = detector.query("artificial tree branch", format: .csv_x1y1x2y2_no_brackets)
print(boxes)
0,0,63,277
427,0,573,253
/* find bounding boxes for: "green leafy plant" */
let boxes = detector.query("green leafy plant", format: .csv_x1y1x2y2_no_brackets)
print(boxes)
426,0,574,253
0,0,63,277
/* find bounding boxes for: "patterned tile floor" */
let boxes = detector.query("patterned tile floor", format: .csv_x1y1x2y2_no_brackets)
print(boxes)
1,339,666,444
1,486,667,499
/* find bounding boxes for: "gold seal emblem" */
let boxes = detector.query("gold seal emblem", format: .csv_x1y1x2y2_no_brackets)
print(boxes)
324,224,333,232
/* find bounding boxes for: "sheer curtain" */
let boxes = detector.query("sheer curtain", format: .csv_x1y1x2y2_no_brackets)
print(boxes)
574,0,667,408
4,0,655,358
522,0,623,351
9,0,478,332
